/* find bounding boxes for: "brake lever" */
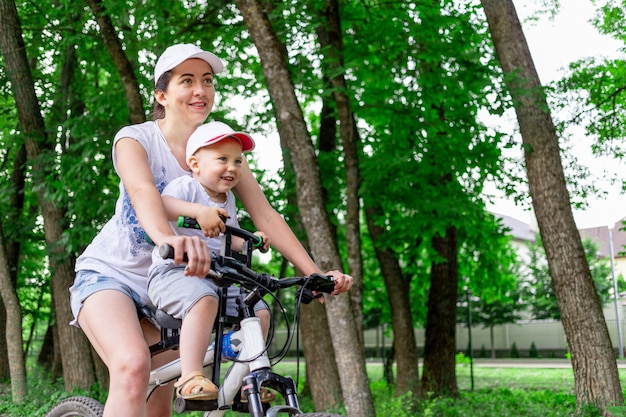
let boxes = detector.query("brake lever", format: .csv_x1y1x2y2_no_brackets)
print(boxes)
296,274,335,304
295,287,320,304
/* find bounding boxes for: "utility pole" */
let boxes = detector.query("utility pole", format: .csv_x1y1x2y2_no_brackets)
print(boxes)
609,226,624,358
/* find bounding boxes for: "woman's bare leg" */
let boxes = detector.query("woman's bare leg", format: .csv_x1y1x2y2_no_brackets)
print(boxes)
78,290,151,417
142,319,177,417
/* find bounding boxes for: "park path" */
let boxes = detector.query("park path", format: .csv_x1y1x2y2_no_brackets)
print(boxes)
472,358,626,368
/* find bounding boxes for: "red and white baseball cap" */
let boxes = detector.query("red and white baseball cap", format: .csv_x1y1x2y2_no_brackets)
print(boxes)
186,121,255,166
154,43,224,86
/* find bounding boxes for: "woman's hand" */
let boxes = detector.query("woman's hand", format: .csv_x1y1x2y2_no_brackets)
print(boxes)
312,270,353,303
161,234,212,277
326,270,353,296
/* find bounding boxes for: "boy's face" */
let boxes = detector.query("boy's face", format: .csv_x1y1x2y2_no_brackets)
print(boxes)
188,137,244,200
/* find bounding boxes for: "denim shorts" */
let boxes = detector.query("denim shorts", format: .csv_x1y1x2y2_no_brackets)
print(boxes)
69,270,146,327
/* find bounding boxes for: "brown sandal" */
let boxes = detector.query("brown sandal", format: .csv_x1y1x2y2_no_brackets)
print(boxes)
240,386,277,404
175,371,219,400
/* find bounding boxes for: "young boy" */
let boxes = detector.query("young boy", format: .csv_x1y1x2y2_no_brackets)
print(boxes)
147,121,271,401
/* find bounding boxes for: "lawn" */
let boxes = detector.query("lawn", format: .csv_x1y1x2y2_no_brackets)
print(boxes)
2,360,625,416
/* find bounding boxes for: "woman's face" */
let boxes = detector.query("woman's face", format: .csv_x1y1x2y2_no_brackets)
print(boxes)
158,58,216,126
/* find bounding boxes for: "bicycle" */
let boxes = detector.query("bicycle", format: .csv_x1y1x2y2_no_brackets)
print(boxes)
45,218,346,417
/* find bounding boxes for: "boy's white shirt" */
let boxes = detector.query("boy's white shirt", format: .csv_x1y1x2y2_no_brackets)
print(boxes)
148,174,239,273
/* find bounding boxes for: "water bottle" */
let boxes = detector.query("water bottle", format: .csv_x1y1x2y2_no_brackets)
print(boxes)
220,331,239,360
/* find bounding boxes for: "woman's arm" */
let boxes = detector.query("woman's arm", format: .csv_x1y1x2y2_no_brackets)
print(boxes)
114,138,211,277
233,159,352,294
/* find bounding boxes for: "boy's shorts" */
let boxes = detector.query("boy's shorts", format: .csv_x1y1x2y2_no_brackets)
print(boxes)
148,263,268,320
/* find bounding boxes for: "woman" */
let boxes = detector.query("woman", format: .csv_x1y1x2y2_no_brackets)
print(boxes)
70,43,353,417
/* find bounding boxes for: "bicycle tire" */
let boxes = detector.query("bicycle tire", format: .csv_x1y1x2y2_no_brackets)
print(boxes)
44,396,104,417
297,414,345,417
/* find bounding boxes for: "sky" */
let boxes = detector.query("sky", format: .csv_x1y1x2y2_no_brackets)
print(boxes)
248,0,626,230
491,0,626,229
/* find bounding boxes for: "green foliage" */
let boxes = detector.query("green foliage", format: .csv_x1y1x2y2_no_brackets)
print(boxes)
0,367,106,417
479,345,488,358
510,342,519,358
4,364,610,417
524,234,615,320
4,0,614,410
456,216,523,354
529,342,539,358
608,405,626,416
456,352,471,366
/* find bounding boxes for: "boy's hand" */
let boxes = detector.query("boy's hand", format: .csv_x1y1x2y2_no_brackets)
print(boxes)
253,231,271,252
195,207,229,238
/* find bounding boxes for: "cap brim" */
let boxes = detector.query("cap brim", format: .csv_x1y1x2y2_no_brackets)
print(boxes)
227,133,255,152
187,51,224,74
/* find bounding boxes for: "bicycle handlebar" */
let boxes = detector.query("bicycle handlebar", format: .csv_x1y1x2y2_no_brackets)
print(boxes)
178,215,266,251
158,222,335,304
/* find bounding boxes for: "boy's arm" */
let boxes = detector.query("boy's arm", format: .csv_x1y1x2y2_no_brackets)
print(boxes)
230,230,270,253
162,196,228,239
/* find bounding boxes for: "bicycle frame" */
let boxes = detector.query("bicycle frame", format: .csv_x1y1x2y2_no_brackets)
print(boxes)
146,222,305,417
147,316,301,416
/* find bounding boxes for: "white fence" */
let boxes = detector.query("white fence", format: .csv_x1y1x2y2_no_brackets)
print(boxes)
271,303,626,358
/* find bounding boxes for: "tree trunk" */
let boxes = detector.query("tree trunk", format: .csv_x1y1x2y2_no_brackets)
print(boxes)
277,93,344,409
300,302,344,409
0,301,7,380
490,325,495,359
421,226,459,397
0,138,26,384
37,321,54,371
365,206,421,397
234,1,374,415
316,0,364,344
481,0,623,412
0,0,95,390
0,225,26,401
84,0,144,124
46,211,96,390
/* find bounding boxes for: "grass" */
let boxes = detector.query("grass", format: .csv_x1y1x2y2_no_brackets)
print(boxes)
1,360,624,416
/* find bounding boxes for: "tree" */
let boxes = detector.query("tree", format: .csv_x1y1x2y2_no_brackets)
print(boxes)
458,215,522,359
525,235,615,321
466,289,523,359
348,0,506,398
0,216,26,402
234,1,375,415
276,132,344,409
365,205,421,397
0,0,97,391
315,0,365,346
84,0,145,124
481,0,623,413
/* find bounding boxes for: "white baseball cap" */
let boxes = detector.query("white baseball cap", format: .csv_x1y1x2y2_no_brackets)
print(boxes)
154,43,224,87
186,121,255,166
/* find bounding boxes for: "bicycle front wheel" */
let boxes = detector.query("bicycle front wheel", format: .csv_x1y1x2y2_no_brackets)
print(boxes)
298,414,345,417
44,396,104,417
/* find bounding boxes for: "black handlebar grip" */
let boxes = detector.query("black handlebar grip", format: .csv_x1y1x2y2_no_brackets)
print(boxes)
159,243,175,259
159,243,189,262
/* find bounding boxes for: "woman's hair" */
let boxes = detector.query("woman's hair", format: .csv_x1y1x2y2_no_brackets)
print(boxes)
150,71,174,121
